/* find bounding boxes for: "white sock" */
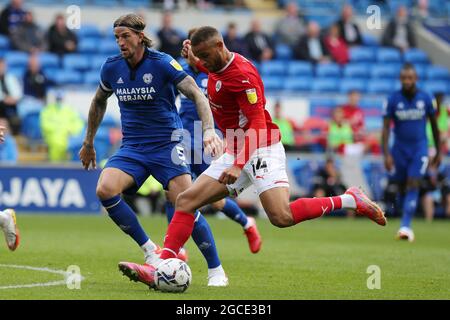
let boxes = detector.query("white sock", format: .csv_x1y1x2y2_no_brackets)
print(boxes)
208,265,225,278
141,239,158,255
340,194,356,209
243,219,253,230
0,211,6,227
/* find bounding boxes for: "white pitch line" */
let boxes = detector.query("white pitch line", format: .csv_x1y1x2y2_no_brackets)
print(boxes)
0,264,85,290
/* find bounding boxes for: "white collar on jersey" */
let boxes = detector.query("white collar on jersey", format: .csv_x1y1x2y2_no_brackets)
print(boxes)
217,53,235,73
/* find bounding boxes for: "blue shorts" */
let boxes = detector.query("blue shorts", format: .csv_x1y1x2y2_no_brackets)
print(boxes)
391,141,429,182
104,142,191,194
182,136,213,179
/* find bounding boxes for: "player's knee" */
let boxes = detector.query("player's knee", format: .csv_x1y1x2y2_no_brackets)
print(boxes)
96,183,118,200
210,199,225,211
267,209,293,228
175,191,195,212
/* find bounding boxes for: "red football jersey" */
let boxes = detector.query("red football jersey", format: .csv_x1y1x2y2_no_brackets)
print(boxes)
197,53,280,168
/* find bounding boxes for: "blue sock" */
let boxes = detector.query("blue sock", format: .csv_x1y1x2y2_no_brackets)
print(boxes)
165,200,175,224
101,195,149,246
401,189,419,228
191,212,221,269
222,198,248,228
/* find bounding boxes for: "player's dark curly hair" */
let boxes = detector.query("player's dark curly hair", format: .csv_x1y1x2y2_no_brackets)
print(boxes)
113,14,153,48
190,26,221,46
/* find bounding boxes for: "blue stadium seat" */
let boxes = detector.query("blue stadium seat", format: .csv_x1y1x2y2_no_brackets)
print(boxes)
37,53,59,69
339,79,367,93
63,54,90,71
63,0,87,4
361,34,379,47
90,55,110,71
370,64,401,78
76,24,103,38
8,67,25,79
262,76,284,91
260,60,286,76
84,71,100,86
413,64,427,79
286,61,313,77
403,48,429,64
275,44,293,60
426,65,449,80
92,0,120,6
367,79,396,94
343,63,369,78
376,47,402,63
315,63,341,77
349,47,375,62
47,69,83,85
4,51,28,68
423,81,449,95
283,77,312,91
21,111,42,141
123,0,152,7
0,35,10,50
98,39,119,55
78,38,99,54
311,78,339,92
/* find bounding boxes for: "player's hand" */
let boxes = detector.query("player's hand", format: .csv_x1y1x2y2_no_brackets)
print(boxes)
0,125,5,143
384,154,394,172
181,39,191,59
182,39,199,65
79,142,97,170
203,128,223,158
219,165,242,185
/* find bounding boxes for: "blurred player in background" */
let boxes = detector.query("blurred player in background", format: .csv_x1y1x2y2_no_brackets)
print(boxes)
119,26,387,288
382,63,441,242
78,14,229,287
172,28,262,254
0,124,20,251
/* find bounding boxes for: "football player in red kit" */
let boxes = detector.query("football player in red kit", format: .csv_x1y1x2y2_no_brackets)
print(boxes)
119,26,386,288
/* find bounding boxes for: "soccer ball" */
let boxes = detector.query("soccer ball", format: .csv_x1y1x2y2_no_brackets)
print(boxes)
154,258,192,293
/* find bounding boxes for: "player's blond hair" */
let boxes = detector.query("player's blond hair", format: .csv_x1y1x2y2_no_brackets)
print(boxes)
113,14,152,48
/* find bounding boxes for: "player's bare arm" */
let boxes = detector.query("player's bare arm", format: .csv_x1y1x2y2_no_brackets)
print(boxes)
381,117,394,172
0,125,5,143
428,113,442,167
176,76,222,157
79,87,112,170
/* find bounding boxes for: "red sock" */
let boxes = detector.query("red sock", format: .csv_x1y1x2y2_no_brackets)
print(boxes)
289,196,342,224
160,211,195,260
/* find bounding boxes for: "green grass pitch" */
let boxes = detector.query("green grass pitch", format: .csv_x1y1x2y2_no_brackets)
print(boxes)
0,214,449,300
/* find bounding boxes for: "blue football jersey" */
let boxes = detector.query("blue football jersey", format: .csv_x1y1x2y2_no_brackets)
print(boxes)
383,89,435,143
178,60,208,131
99,48,187,146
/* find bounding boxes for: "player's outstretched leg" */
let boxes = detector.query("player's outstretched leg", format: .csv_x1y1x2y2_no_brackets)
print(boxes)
97,168,160,265
0,209,20,251
165,200,189,262
212,198,262,254
261,186,386,228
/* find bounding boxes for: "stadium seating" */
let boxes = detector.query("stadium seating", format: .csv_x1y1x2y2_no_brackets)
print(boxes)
275,44,293,61
376,47,402,63
343,64,369,79
283,77,312,91
286,61,314,77
339,79,367,93
315,63,341,77
63,54,91,71
311,78,339,92
349,47,376,62
260,60,286,76
426,65,449,80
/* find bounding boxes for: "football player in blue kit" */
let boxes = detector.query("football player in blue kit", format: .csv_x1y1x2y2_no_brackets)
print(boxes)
382,63,441,242
78,14,229,286
166,29,262,254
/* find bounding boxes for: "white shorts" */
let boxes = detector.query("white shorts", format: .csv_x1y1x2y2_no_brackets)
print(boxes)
202,142,289,197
